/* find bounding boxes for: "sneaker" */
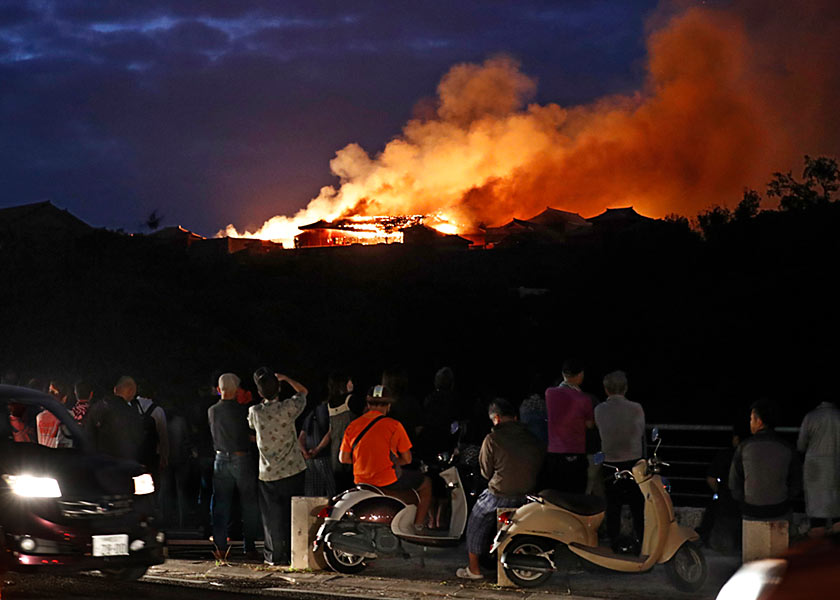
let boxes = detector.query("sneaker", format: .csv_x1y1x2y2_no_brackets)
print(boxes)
456,566,484,580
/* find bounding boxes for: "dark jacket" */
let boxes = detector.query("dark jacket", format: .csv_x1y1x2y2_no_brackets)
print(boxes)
479,420,545,497
84,395,143,462
208,399,252,454
729,428,802,519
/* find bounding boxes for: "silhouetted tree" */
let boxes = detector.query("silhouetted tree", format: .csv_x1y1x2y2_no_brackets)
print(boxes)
145,209,163,231
768,155,839,211
734,189,761,221
664,213,690,228
695,205,732,239
803,155,839,201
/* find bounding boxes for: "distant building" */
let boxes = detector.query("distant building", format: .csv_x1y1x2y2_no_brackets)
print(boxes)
0,201,94,247
190,236,283,257
146,225,205,248
483,207,592,247
587,207,655,232
401,224,472,249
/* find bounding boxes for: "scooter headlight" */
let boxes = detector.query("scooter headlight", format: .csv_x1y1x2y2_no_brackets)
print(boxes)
715,559,787,600
2,474,62,498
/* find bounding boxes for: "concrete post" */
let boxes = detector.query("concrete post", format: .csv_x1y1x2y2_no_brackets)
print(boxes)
291,496,329,571
742,519,789,562
496,508,516,587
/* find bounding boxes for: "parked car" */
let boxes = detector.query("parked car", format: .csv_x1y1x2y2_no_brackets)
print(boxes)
0,384,164,579
716,531,840,600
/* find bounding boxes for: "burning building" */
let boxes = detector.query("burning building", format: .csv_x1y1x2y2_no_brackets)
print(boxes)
291,205,654,250
294,215,475,248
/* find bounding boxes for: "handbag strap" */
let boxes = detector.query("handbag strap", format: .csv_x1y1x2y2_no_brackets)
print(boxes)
350,415,387,462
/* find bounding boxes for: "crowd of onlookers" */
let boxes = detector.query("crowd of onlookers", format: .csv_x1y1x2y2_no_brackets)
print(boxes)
2,359,839,575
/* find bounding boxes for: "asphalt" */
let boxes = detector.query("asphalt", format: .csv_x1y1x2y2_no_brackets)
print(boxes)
149,543,741,600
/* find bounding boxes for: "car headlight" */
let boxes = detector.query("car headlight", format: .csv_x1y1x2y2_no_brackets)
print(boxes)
2,474,62,498
133,473,155,495
716,559,787,600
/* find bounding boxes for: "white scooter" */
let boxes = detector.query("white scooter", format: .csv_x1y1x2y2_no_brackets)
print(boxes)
492,428,707,592
313,453,468,574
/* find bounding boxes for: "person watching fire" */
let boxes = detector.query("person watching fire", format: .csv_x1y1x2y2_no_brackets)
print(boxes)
339,385,432,533
456,397,544,579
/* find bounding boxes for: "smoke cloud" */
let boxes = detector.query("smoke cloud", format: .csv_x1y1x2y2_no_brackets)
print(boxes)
224,0,840,245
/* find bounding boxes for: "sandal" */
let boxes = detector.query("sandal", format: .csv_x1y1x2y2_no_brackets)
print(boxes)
456,566,484,580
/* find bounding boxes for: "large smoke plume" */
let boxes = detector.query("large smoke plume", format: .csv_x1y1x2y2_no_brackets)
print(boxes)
224,0,840,246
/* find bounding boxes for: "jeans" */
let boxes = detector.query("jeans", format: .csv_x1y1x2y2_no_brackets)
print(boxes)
604,461,645,543
211,453,261,553
258,470,305,565
466,489,526,555
544,453,588,493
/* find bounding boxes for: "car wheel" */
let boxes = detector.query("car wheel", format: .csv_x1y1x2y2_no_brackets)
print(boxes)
665,541,707,592
502,536,553,588
101,565,148,581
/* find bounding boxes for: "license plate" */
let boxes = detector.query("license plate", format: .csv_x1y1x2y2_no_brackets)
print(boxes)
93,534,129,556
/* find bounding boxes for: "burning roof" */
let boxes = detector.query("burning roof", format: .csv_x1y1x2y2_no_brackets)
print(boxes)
294,215,462,248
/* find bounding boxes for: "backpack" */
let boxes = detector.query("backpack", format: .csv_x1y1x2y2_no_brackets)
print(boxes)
303,403,330,456
136,400,160,469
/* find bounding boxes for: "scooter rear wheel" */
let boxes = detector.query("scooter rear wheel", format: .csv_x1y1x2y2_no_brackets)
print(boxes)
664,541,707,592
502,536,553,588
323,532,368,574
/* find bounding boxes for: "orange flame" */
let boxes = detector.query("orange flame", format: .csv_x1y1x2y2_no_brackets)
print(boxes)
223,1,840,247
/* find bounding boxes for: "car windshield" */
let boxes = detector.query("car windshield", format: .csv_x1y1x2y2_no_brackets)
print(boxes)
1,390,86,451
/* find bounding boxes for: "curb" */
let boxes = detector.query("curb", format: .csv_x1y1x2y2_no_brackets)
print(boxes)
146,559,609,600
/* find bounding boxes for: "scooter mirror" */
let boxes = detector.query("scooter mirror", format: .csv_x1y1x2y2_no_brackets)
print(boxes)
593,452,605,465
651,427,660,442
450,420,460,435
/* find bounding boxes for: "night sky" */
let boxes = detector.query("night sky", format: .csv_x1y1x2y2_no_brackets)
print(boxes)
0,1,659,236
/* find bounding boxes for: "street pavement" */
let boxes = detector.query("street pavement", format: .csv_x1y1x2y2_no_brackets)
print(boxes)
149,542,740,600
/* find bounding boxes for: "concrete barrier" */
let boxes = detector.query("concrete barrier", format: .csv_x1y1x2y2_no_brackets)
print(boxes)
742,519,788,562
496,507,517,587
291,496,329,571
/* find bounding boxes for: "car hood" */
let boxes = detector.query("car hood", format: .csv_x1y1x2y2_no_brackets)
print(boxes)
1,441,143,497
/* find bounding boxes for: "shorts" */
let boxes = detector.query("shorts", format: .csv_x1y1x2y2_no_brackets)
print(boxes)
382,467,425,491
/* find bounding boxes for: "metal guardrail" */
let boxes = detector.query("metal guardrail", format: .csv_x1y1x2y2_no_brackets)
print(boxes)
644,423,800,506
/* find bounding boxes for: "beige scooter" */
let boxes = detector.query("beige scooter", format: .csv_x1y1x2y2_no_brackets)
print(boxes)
491,428,707,592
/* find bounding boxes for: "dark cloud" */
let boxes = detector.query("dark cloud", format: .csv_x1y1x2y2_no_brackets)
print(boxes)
0,3,38,26
0,0,657,234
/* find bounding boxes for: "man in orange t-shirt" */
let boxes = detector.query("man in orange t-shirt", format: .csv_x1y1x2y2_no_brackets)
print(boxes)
340,385,432,531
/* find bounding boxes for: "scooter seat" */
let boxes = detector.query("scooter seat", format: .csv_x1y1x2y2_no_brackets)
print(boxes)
353,484,419,506
538,490,605,516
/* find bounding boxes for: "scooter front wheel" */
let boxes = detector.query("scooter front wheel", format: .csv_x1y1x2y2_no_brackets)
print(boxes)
664,541,707,592
502,536,553,588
